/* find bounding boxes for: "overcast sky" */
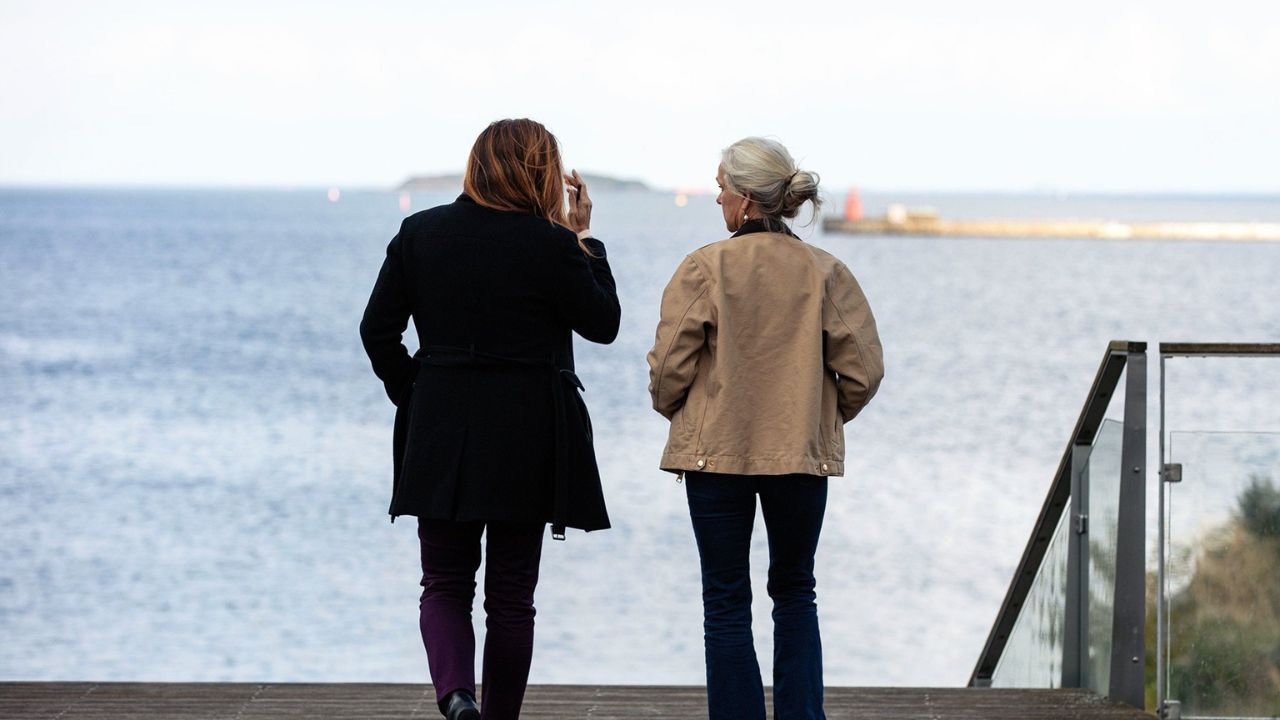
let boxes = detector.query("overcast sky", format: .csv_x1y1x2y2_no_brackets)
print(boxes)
2,0,1278,193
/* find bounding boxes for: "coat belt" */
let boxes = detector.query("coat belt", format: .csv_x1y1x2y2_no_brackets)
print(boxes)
413,345,581,540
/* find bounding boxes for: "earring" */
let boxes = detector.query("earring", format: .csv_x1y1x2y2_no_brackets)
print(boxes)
743,212,748,221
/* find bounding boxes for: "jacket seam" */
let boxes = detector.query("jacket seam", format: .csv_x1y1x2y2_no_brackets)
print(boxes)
686,255,715,449
826,267,874,405
829,293,869,372
653,259,709,415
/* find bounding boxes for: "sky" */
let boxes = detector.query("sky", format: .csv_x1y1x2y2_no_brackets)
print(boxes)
1,0,1278,193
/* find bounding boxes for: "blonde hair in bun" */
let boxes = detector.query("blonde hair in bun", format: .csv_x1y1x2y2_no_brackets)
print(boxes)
721,137,822,226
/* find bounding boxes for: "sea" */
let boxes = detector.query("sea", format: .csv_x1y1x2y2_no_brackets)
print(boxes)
2,187,1278,687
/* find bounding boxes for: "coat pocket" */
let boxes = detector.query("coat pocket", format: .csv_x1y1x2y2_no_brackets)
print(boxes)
390,380,415,515
571,388,594,443
559,369,594,444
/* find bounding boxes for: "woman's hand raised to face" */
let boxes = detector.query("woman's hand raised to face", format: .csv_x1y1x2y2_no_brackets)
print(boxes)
564,170,593,235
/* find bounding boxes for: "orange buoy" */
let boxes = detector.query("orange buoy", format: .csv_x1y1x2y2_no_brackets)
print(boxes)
844,188,863,221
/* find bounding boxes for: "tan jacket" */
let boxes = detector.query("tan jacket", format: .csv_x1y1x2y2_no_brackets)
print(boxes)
647,231,883,477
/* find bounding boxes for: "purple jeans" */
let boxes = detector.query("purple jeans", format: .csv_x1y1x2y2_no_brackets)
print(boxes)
417,519,545,720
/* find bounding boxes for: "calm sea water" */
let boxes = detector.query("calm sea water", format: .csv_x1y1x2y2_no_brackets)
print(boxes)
2,188,1278,686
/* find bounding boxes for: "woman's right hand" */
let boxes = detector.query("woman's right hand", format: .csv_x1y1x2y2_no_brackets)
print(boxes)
564,170,593,236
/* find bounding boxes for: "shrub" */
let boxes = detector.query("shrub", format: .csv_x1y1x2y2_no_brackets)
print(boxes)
1236,474,1280,539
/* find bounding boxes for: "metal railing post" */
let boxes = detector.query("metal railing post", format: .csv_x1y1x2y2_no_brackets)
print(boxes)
1109,349,1147,708
1157,352,1168,717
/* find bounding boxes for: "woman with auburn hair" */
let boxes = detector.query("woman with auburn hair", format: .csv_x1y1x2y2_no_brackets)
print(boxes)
361,118,620,720
648,136,884,720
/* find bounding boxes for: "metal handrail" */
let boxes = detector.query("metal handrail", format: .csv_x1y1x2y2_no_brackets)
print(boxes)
1159,342,1280,357
970,340,1147,708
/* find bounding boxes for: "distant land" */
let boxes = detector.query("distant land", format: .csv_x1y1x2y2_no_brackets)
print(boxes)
397,172,651,193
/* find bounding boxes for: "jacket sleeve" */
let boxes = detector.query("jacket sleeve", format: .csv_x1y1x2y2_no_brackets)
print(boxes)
359,228,417,406
823,262,884,422
647,255,712,419
551,235,621,344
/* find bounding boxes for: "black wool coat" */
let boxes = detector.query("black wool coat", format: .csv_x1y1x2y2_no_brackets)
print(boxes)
360,194,620,532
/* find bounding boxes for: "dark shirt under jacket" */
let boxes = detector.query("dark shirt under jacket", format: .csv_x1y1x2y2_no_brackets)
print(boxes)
360,194,620,526
732,218,799,239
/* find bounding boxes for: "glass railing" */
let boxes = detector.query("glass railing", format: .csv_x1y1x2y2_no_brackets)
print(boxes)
1163,431,1280,719
973,341,1148,711
991,508,1070,688
990,418,1127,692
1155,345,1280,720
1085,418,1125,696
976,342,1280,717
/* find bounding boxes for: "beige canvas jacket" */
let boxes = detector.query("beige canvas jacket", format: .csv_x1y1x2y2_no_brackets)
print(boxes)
647,230,883,477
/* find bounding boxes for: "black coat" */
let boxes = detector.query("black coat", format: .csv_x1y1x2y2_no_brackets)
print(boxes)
360,194,620,533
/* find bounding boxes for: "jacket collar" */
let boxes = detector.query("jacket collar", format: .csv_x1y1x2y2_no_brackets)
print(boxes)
733,218,798,239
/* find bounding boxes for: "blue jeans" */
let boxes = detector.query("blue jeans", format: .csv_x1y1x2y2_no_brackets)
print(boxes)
685,471,828,720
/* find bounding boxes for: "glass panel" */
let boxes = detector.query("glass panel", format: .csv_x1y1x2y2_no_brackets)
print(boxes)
992,509,1070,688
1167,431,1280,719
1085,418,1124,697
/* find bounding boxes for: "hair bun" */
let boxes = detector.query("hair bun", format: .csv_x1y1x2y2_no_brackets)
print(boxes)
721,137,823,222
780,169,820,217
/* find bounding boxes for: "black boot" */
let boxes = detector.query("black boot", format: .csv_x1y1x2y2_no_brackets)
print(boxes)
441,689,480,720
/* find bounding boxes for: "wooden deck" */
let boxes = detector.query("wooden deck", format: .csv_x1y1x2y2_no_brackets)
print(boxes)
0,682,1154,719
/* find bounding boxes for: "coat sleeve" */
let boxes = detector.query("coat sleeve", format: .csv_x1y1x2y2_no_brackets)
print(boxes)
823,262,884,422
359,228,417,406
551,235,621,344
647,255,712,419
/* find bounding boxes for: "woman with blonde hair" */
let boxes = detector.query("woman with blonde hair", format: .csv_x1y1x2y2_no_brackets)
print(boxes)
361,119,620,720
648,137,884,720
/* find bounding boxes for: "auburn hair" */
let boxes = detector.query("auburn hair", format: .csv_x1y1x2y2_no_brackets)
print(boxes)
463,119,569,228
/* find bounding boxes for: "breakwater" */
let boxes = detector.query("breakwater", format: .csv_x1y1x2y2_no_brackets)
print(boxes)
823,215,1280,241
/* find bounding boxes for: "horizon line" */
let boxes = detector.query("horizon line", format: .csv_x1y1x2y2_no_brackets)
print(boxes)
2,181,1279,199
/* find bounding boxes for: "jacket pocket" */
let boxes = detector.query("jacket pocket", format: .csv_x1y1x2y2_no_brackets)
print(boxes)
678,381,706,441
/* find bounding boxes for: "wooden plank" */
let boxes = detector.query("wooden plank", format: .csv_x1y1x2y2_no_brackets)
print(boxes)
0,683,1154,719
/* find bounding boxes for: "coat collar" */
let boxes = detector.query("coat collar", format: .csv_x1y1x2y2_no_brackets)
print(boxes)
732,218,798,239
